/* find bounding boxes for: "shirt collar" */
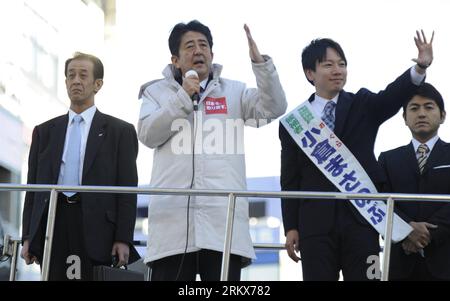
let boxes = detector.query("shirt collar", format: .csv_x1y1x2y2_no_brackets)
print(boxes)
314,93,339,107
412,135,439,153
199,78,208,90
68,105,97,125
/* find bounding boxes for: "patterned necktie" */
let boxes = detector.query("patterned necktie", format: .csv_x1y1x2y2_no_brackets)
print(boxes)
62,115,83,196
417,143,430,174
322,101,336,131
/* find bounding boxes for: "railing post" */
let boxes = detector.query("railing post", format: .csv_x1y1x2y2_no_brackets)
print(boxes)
41,189,58,281
381,196,395,281
221,193,236,281
8,238,20,281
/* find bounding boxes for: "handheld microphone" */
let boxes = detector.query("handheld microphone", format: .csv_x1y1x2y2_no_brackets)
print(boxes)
185,70,199,111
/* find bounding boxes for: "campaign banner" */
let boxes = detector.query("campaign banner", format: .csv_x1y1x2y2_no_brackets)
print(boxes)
281,101,412,242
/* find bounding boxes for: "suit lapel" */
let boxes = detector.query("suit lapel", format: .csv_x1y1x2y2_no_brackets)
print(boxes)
82,110,107,180
423,139,446,175
401,143,421,218
334,91,353,137
50,115,69,183
403,142,421,176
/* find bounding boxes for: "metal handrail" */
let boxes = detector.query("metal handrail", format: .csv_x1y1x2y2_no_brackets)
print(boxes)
132,240,285,250
1,183,449,281
2,183,450,201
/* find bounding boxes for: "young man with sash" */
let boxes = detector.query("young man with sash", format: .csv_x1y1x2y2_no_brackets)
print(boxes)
279,31,434,280
378,83,450,281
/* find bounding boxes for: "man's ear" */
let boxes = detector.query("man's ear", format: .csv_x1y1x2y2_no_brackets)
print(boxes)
305,69,315,83
94,79,103,94
171,55,179,68
441,110,446,124
403,111,408,125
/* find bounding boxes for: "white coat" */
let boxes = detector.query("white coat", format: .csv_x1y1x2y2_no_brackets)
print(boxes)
138,57,287,264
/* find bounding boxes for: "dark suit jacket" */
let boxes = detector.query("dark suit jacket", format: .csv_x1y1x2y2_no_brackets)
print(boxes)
378,139,450,280
280,69,421,239
22,109,140,264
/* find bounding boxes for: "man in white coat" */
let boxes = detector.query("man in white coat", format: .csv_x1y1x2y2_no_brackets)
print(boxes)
137,20,287,281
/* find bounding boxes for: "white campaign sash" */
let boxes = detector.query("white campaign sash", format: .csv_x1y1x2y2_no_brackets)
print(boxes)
281,101,412,242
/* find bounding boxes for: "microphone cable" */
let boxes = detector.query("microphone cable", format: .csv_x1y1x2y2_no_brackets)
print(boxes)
175,100,199,280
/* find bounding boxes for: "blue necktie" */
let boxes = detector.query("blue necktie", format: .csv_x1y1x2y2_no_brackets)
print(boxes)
62,115,83,196
322,101,336,131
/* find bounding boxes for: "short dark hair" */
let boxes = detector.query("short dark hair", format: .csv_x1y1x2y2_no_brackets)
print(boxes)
403,83,445,114
301,38,347,85
168,20,213,56
64,52,104,80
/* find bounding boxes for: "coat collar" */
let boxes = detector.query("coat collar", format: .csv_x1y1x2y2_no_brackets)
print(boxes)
162,64,222,103
82,109,107,180
308,90,353,137
49,115,69,183
423,138,446,174
334,91,353,137
402,139,447,175
404,142,421,176
48,109,107,182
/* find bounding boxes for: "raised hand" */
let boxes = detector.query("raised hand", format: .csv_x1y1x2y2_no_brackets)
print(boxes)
244,24,265,64
412,29,434,69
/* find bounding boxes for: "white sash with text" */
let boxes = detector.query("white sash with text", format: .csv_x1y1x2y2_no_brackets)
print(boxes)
281,101,412,242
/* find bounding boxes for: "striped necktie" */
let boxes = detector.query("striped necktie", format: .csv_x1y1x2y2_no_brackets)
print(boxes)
417,143,430,174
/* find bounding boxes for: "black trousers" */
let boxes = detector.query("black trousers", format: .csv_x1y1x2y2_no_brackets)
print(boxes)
150,249,242,281
394,257,445,281
299,202,380,281
34,194,106,281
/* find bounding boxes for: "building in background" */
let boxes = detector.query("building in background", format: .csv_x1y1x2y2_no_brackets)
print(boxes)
0,0,111,280
243,176,282,281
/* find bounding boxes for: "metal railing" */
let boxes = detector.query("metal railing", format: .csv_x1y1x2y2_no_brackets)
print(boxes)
1,183,449,281
1,234,20,281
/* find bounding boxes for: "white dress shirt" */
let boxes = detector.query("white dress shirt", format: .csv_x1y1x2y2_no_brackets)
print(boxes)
412,135,439,159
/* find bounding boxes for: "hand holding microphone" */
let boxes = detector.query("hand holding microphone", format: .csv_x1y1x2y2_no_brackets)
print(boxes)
183,70,200,111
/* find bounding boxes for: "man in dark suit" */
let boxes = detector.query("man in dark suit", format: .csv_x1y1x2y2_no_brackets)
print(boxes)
21,52,139,280
378,83,450,281
280,31,434,280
